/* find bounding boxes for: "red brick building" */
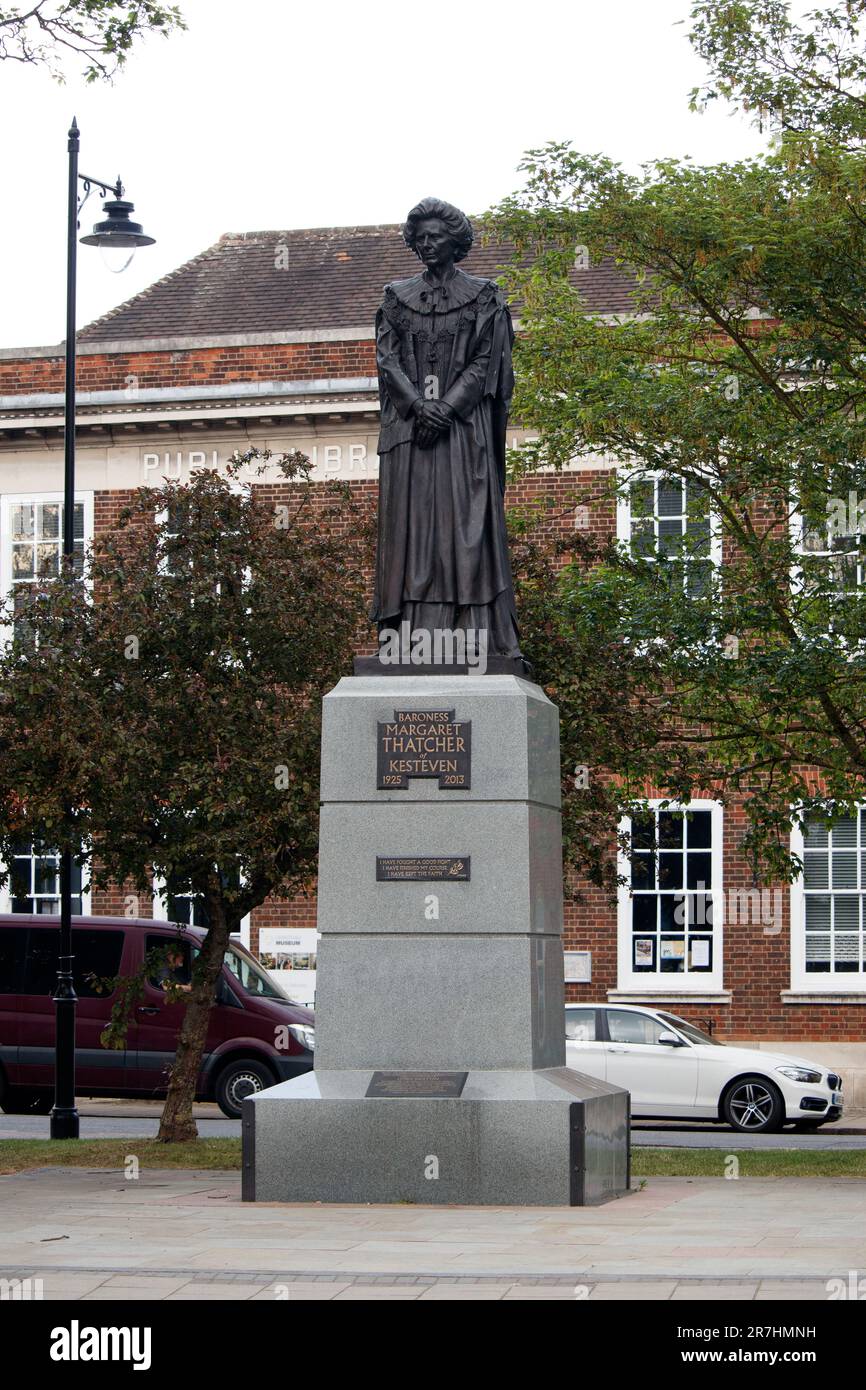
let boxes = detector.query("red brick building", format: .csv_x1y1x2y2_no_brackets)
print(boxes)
1,225,863,1099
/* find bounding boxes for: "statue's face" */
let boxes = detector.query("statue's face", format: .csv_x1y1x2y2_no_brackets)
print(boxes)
414,218,455,271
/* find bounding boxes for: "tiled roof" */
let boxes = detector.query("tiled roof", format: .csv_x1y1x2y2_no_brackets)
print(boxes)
78,225,641,342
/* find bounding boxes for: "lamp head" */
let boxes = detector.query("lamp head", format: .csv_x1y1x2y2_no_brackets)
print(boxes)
81,197,155,272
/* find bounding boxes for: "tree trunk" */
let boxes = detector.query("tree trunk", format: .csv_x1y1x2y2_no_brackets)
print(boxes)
156,886,234,1143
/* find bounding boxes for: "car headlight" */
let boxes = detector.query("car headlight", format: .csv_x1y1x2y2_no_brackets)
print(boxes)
288,1024,315,1052
776,1066,822,1084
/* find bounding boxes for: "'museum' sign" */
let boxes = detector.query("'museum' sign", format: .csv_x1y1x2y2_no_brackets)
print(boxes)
377,708,471,789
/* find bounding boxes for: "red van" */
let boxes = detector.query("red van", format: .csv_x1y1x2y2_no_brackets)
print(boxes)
0,914,315,1118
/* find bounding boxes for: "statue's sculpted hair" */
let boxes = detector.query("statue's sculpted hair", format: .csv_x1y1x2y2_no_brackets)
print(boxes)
403,198,473,263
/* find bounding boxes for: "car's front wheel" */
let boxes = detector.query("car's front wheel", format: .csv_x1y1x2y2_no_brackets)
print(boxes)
722,1075,785,1133
214,1058,275,1119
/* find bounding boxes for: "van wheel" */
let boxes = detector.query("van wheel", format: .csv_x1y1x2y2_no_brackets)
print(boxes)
722,1076,784,1133
214,1059,275,1118
1,1088,53,1116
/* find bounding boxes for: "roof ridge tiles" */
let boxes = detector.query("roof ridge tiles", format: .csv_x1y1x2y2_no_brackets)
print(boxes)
218,224,404,240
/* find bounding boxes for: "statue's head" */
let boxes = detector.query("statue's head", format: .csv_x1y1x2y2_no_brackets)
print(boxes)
403,197,473,265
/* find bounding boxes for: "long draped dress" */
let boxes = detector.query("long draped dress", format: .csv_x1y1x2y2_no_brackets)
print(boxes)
370,266,520,656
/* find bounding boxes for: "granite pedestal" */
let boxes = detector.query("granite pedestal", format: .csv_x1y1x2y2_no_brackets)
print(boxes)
243,675,629,1205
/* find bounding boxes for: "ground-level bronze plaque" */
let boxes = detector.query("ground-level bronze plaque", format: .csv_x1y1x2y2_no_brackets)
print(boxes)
365,1071,469,1099
376,855,470,881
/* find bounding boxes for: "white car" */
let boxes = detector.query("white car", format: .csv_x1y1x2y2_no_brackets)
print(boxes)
566,1003,843,1133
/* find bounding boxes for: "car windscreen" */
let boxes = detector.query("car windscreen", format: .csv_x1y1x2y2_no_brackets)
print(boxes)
659,1012,722,1046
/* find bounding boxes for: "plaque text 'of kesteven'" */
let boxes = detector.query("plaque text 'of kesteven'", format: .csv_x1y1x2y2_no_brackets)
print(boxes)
377,709,471,790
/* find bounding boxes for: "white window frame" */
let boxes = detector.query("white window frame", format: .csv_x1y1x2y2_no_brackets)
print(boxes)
0,845,92,916
616,468,723,576
790,494,866,652
155,481,251,607
0,492,95,915
0,490,94,649
790,811,866,993
152,877,250,950
617,799,725,993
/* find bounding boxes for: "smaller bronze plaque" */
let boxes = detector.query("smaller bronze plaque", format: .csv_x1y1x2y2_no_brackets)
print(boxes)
366,1071,469,1099
376,855,470,882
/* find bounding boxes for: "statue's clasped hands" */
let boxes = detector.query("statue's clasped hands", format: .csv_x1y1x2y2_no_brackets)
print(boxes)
413,398,455,449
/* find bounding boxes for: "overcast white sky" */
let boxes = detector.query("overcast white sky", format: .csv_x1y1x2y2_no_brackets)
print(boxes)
0,0,770,350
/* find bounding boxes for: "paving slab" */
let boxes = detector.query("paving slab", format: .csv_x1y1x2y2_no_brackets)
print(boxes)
249,1283,350,1301
671,1283,759,1300
755,1281,832,1300
162,1283,265,1300
589,1282,676,1299
38,1275,111,1299
503,1285,585,1299
417,1282,514,1300
82,1275,193,1296
332,1287,425,1300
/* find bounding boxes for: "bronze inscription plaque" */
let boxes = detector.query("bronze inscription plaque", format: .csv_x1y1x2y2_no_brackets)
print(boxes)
366,1071,469,1099
377,708,471,790
376,856,470,882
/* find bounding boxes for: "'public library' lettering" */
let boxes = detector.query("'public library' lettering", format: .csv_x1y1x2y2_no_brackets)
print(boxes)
376,709,471,789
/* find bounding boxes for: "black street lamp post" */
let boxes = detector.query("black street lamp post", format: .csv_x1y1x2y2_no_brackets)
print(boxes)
51,117,154,1141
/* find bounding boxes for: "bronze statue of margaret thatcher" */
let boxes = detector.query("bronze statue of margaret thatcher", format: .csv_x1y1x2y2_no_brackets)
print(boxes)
370,198,521,659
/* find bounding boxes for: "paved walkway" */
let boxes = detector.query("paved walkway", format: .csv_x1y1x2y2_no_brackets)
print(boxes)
0,1167,863,1300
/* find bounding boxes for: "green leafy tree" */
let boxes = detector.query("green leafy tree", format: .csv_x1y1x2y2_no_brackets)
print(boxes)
508,500,684,895
487,2,866,887
0,454,373,1140
689,0,866,146
0,1,184,82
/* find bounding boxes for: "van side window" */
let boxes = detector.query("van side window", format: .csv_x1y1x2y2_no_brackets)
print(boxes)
19,929,124,997
22,930,60,996
72,930,124,998
146,936,192,989
0,927,27,993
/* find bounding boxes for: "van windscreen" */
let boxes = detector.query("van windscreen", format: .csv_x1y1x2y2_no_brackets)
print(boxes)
224,945,290,1001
